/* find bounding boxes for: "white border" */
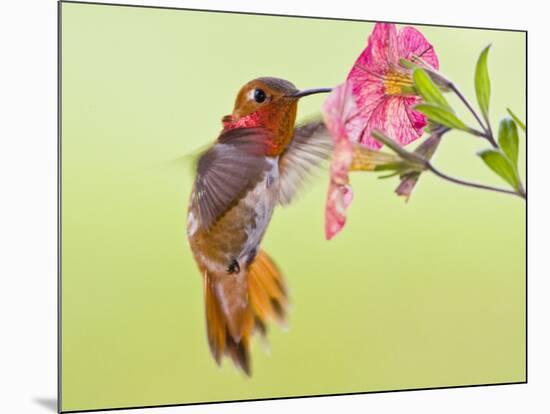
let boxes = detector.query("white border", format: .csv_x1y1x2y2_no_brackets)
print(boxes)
1,1,547,413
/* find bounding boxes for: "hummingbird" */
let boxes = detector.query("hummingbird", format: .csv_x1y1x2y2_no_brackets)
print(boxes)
187,77,332,375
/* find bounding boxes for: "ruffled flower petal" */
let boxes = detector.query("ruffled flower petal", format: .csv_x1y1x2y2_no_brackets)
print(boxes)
325,141,354,240
397,26,439,70
349,23,399,77
322,83,358,239
322,83,358,142
344,23,438,149
322,22,439,239
381,96,426,145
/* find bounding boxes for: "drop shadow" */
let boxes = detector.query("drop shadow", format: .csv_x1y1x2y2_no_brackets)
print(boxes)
33,397,57,412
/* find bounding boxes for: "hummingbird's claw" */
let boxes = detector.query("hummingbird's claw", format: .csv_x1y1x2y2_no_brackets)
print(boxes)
227,259,240,274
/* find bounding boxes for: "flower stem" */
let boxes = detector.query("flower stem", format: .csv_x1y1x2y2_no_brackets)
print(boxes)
425,162,525,199
371,130,526,200
468,127,491,138
449,83,498,148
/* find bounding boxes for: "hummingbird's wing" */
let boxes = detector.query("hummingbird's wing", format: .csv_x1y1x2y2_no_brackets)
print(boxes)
192,127,272,230
278,120,334,205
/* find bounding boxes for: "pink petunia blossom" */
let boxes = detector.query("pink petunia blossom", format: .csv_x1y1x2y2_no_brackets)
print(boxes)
348,22,439,149
322,22,439,239
322,83,356,240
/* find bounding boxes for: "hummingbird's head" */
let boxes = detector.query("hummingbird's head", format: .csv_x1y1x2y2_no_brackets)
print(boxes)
222,77,331,155
230,77,299,120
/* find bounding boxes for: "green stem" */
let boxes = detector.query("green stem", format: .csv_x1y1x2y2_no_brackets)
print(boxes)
449,83,498,148
372,130,525,199
426,162,525,199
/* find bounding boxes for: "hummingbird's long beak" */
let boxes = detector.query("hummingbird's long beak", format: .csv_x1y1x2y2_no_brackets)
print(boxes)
289,87,332,98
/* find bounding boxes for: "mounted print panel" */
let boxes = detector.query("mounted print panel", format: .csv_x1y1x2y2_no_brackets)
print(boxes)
59,1,526,412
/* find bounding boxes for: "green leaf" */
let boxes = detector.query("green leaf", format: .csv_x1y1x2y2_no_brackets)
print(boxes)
413,68,450,110
475,45,492,122
478,149,520,191
371,131,426,168
506,108,526,132
400,85,418,95
378,171,401,179
374,162,406,172
498,118,519,166
399,58,417,70
415,103,469,131
371,131,411,157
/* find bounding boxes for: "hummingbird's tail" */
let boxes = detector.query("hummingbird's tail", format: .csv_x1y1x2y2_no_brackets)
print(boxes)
203,250,288,376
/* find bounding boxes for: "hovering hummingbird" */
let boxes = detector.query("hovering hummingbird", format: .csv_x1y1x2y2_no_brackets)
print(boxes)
187,77,332,375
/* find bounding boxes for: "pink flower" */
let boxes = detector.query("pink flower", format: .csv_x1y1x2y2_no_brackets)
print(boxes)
323,23,439,239
348,22,439,149
322,83,356,239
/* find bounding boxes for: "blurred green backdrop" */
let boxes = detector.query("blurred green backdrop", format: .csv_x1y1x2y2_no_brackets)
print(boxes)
61,3,526,412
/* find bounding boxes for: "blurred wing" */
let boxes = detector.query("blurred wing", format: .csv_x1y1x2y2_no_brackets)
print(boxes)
192,128,272,230
278,120,333,205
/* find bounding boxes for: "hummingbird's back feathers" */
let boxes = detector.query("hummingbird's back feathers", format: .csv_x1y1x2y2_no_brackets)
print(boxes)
191,127,273,230
278,120,334,205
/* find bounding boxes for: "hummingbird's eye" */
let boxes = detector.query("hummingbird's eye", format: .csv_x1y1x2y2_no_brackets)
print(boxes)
253,88,267,103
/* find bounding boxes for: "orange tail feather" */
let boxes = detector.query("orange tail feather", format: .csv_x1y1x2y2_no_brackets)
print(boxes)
203,250,288,376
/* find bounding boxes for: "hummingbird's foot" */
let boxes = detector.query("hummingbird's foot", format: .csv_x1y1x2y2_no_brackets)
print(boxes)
227,259,240,274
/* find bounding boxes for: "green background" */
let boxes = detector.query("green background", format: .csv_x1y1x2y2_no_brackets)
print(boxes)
61,3,526,412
